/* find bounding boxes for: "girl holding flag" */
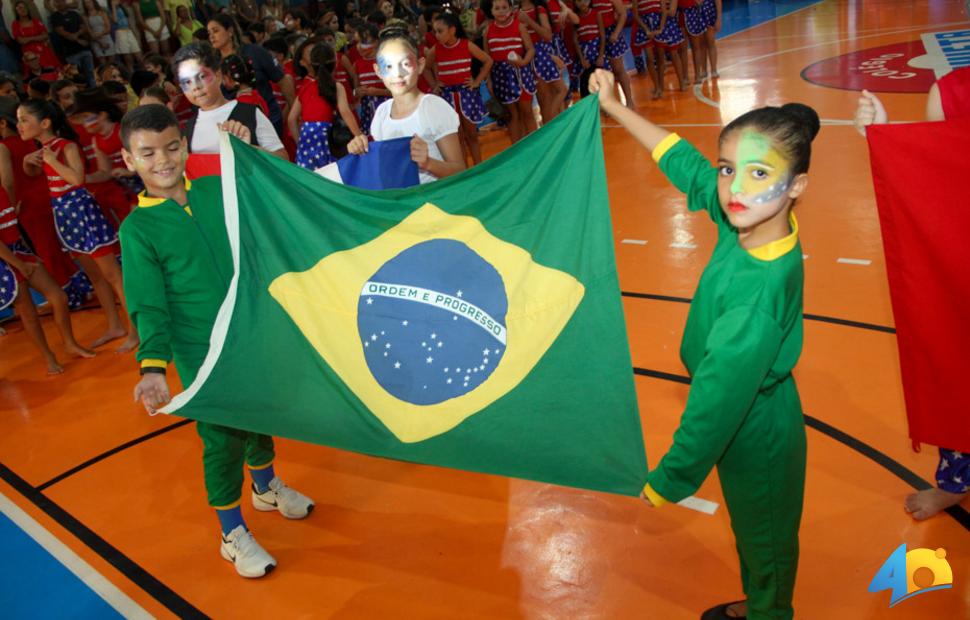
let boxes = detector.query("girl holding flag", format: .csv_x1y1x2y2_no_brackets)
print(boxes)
591,67,819,620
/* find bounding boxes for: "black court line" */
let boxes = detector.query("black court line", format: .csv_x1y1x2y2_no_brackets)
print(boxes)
633,367,970,530
621,291,897,334
36,419,193,492
0,462,209,619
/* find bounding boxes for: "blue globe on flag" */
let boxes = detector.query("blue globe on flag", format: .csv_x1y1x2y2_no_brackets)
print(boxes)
357,239,508,405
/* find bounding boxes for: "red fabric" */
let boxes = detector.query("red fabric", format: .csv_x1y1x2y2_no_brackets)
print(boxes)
547,0,563,33
297,78,335,122
592,0,616,27
521,6,549,44
0,187,17,245
486,16,525,61
12,18,61,69
577,10,600,42
435,39,473,86
347,44,363,64
334,52,354,103
41,137,80,197
938,67,970,120
185,153,220,179
867,119,970,453
354,54,382,89
93,123,125,170
236,89,270,117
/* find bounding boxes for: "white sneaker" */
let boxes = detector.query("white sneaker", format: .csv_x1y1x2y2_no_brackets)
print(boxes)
220,525,277,578
252,477,315,519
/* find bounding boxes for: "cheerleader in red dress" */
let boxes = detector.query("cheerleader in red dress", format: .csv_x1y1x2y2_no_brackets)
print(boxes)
631,0,687,98
429,11,492,164
18,100,138,352
483,0,537,144
519,0,567,124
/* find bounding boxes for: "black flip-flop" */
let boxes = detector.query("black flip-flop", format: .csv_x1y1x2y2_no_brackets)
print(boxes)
700,600,747,620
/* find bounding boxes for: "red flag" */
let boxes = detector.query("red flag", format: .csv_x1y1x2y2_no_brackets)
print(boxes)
867,119,970,453
185,153,220,180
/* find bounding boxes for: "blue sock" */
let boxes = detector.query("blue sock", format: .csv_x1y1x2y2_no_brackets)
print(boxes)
216,506,246,536
250,464,276,494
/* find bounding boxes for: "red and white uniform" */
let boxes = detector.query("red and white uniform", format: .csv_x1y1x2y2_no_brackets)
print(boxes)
592,0,617,27
435,39,473,87
486,15,525,61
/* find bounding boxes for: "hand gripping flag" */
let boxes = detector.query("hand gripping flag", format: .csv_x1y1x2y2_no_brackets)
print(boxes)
315,136,421,189
867,119,970,453
163,96,648,496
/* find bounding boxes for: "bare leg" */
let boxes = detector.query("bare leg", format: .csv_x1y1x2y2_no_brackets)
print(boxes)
690,34,707,82
645,47,662,98
506,103,522,144
73,254,126,348
13,289,63,374
545,78,567,123
28,264,96,358
518,97,538,137
704,28,718,76
460,116,482,165
93,254,139,353
610,56,635,109
670,45,688,90
677,42,690,83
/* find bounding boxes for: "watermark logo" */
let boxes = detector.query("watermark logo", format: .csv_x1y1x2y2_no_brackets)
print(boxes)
868,544,953,607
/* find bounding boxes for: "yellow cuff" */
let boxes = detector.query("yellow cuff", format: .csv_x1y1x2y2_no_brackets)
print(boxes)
140,359,168,369
247,460,274,471
651,133,681,162
212,499,242,510
642,482,669,507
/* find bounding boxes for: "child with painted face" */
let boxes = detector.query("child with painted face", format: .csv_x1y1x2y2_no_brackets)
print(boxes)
482,0,538,144
591,68,818,620
346,28,465,184
18,99,140,352
118,104,315,579
173,42,287,159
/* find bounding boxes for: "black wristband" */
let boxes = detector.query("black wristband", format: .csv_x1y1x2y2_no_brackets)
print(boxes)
139,366,167,376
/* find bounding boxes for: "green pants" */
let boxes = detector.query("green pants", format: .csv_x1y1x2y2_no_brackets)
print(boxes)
196,421,275,507
717,380,806,620
178,356,276,508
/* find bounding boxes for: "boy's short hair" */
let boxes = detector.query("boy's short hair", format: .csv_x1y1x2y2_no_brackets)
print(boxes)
141,86,171,104
28,78,50,97
120,104,180,151
173,41,224,75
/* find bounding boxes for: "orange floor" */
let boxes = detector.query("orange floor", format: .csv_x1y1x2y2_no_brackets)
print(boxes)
2,1,969,618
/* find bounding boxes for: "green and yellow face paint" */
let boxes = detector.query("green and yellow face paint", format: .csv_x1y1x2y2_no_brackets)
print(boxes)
730,131,793,207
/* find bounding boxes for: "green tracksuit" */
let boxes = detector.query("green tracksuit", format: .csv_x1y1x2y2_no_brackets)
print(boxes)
644,136,807,620
120,176,274,508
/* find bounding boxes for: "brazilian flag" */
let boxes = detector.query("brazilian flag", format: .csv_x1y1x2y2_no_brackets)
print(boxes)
163,96,648,496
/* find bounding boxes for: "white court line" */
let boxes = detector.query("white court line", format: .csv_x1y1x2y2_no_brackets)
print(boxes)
0,492,151,619
670,242,698,249
693,20,970,110
677,495,720,515
802,254,810,260
837,257,872,266
621,238,648,245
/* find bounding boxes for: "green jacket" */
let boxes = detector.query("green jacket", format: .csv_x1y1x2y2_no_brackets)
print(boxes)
119,176,232,381
645,136,805,504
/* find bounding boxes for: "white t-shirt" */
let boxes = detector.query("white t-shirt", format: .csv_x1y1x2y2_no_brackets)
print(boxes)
370,94,460,185
191,100,285,154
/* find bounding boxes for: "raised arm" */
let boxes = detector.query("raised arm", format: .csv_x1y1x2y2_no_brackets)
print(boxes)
590,69,671,151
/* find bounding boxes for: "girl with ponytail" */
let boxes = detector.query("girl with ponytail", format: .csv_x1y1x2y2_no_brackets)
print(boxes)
591,67,820,620
288,40,361,169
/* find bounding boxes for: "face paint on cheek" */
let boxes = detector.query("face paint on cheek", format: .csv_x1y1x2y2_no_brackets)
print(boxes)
376,53,416,79
732,131,793,204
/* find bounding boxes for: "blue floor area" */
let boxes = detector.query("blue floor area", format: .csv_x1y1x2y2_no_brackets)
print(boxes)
719,0,823,38
0,511,122,620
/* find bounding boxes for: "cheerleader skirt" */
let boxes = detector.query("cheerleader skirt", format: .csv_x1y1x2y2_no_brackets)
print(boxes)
441,85,486,124
51,188,118,256
491,61,537,105
533,40,562,83
296,121,335,170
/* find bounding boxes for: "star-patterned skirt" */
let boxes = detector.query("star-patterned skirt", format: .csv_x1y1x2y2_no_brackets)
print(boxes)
552,33,571,65
701,0,718,29
441,85,486,124
359,95,390,136
937,447,970,494
491,61,537,105
633,12,685,49
296,121,335,170
680,5,708,36
0,240,35,309
532,40,562,83
580,39,608,69
603,24,629,60
51,188,119,256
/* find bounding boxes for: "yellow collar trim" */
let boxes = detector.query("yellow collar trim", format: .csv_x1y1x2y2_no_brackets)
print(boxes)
137,178,193,208
747,213,799,261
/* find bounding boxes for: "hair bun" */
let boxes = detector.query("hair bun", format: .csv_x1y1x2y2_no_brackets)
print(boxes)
781,103,820,141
